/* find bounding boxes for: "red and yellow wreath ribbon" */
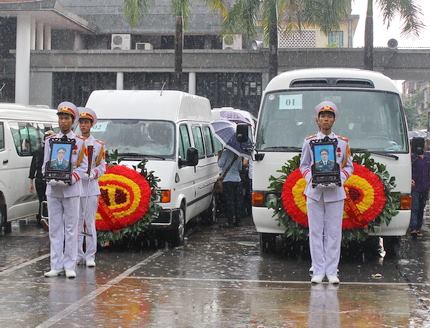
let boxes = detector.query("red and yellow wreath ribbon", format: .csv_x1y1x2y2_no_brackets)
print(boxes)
96,165,151,231
281,163,386,230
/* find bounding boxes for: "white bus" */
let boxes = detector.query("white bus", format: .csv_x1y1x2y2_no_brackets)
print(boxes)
252,68,411,255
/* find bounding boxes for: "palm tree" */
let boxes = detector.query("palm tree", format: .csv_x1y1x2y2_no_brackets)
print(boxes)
123,0,191,90
364,0,424,70
211,0,351,80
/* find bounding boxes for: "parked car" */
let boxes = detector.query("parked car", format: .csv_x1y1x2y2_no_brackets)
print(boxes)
85,90,219,245
0,103,58,232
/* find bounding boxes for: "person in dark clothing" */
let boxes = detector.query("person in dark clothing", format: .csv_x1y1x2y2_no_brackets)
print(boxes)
218,148,242,227
410,143,430,237
29,130,54,229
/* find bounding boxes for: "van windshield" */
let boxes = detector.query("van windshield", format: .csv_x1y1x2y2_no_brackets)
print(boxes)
78,119,176,159
256,90,408,153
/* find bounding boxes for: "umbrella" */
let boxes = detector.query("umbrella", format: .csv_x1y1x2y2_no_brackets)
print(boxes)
211,119,252,158
219,110,251,125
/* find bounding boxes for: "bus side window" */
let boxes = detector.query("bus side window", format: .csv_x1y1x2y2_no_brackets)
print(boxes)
0,122,4,151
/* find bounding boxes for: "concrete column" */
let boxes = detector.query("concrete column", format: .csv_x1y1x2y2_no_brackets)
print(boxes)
44,25,51,50
15,14,32,105
30,17,36,50
262,72,270,91
188,72,196,95
73,32,84,50
116,72,124,90
36,22,44,50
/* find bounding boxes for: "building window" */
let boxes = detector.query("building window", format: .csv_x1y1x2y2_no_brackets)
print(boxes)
328,31,344,48
196,73,262,117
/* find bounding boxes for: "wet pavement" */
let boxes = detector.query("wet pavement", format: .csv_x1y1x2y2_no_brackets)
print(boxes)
0,217,429,327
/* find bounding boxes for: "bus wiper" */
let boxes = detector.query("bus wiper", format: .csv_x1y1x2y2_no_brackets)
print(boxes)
351,148,399,160
262,146,302,152
118,153,166,160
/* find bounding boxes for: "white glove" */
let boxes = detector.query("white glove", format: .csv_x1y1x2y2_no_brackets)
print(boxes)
47,180,67,187
83,171,96,181
316,183,337,189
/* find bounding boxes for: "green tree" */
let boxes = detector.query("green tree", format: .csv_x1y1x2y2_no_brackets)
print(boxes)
210,0,351,81
123,0,192,90
364,0,424,70
403,90,427,130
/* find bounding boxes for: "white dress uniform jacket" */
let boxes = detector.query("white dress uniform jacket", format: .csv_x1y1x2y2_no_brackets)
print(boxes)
80,135,106,197
300,131,354,202
43,131,87,197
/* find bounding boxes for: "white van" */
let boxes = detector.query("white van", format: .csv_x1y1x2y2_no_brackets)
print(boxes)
0,103,58,232
85,90,219,245
252,68,411,255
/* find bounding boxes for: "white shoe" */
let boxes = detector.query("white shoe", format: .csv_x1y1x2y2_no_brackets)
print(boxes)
327,275,340,284
44,269,64,277
65,269,76,279
311,275,324,284
86,259,96,267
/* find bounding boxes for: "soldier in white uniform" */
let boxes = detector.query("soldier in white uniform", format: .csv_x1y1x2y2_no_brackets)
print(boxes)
43,102,87,279
77,107,106,267
300,100,353,284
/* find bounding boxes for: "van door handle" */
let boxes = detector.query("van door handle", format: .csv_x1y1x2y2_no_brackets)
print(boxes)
2,159,8,164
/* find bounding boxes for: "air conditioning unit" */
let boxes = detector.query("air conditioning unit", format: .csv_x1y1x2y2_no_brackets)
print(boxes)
135,42,153,50
222,34,242,50
111,34,131,50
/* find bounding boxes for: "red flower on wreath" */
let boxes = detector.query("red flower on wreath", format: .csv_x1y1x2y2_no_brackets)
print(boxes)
96,165,151,231
281,163,386,230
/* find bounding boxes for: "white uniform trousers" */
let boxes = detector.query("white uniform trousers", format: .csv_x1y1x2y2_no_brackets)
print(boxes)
307,197,344,276
47,196,80,271
78,195,98,262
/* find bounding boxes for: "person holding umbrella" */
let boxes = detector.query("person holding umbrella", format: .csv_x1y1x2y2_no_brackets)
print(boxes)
218,147,242,227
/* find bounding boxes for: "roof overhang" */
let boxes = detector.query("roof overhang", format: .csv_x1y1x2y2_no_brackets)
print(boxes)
0,0,96,33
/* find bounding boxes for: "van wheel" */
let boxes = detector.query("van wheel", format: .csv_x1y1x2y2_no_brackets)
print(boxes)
170,207,185,247
259,233,276,253
0,205,10,234
202,196,217,225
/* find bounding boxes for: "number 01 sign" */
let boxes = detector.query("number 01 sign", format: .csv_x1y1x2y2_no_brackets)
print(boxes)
279,94,302,110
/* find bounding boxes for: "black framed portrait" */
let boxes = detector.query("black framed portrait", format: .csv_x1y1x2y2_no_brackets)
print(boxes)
310,137,341,187
44,137,75,183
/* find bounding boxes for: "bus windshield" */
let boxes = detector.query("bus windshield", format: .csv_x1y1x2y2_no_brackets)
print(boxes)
256,90,408,153
77,119,176,158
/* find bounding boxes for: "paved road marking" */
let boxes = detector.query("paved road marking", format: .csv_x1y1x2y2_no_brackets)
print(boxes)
0,253,50,276
36,250,164,328
127,275,429,287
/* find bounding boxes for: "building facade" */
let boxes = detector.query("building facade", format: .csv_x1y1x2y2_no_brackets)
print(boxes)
0,0,358,116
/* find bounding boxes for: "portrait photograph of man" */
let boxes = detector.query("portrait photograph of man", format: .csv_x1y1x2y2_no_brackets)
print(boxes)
49,144,72,171
314,146,335,173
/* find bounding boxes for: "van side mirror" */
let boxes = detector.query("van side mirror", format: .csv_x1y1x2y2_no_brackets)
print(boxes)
186,147,199,166
236,124,249,143
179,147,199,167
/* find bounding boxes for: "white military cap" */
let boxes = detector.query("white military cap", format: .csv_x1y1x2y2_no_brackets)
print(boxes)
314,100,338,117
78,107,97,125
57,101,79,123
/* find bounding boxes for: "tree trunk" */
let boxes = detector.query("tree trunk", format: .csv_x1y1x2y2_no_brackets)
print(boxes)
364,0,373,70
268,19,278,81
174,15,183,90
